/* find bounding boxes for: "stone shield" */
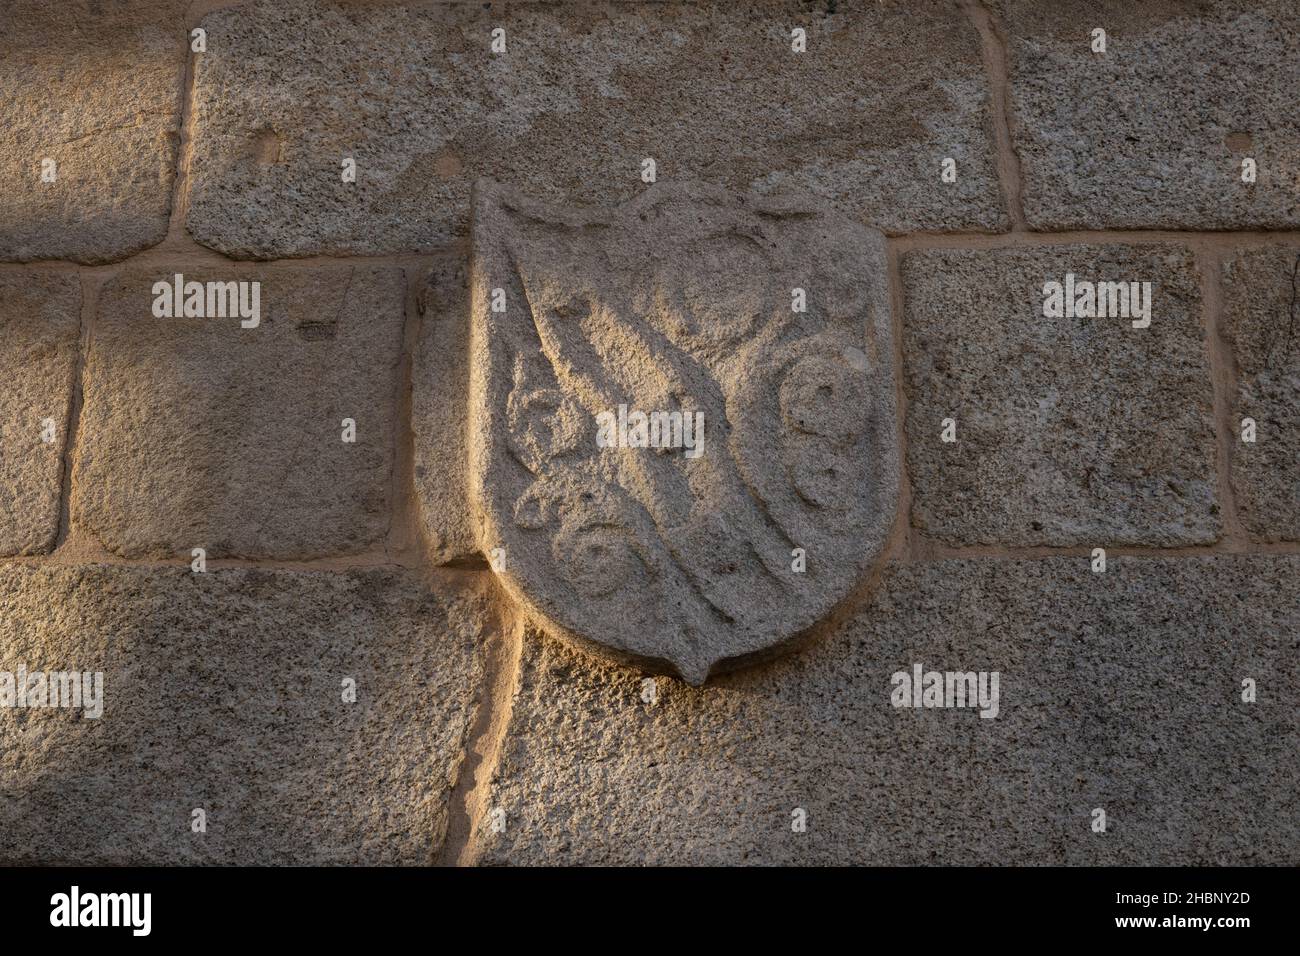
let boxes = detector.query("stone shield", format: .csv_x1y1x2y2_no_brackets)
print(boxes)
468,179,898,684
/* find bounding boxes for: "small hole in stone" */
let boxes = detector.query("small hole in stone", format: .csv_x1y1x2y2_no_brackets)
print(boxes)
251,127,284,165
433,149,462,179
1225,131,1253,152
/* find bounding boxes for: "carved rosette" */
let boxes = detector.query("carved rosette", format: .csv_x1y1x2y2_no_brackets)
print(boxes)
468,179,898,684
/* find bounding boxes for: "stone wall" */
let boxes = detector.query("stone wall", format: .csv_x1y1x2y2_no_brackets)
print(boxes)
1,0,1296,865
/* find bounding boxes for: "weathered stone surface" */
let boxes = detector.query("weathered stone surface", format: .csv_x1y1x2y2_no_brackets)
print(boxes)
471,180,897,684
477,556,1299,865
0,274,81,555
0,1,185,262
903,245,1219,547
185,0,1005,258
996,0,1300,229
72,267,405,559
414,255,478,565
0,564,491,865
1221,246,1300,541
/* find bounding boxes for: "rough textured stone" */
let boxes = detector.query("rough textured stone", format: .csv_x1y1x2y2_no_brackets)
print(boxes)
72,267,405,559
1221,246,1300,541
0,564,490,865
0,274,81,555
0,1,185,263
903,244,1219,547
477,556,1299,866
470,180,897,684
415,255,479,565
185,0,1005,258
996,0,1300,229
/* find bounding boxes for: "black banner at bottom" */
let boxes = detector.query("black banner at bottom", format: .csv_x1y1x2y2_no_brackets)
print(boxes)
0,865,1284,942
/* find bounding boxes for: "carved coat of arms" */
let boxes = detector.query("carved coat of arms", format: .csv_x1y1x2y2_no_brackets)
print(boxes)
469,179,898,684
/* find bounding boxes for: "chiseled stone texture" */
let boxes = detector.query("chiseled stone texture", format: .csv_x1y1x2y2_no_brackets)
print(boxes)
0,565,491,865
72,267,405,560
1221,246,1300,541
470,180,898,685
476,557,1299,866
414,255,479,565
185,0,1005,258
0,1,185,263
0,274,80,555
996,0,1300,229
903,245,1219,547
